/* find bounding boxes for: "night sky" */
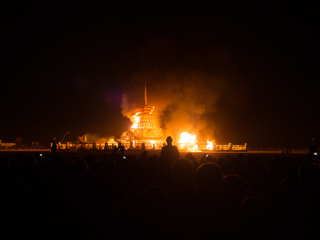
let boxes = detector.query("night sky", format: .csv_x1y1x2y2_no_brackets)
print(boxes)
1,1,319,148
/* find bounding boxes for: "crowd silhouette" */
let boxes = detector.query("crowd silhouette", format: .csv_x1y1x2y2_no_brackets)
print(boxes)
0,143,319,239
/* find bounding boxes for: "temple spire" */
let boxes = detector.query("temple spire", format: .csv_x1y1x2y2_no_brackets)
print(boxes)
144,82,148,106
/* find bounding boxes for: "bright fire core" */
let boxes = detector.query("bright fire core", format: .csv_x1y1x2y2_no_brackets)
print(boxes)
178,132,214,152
120,84,215,151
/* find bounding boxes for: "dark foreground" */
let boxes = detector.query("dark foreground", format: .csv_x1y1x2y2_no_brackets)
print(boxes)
0,149,319,239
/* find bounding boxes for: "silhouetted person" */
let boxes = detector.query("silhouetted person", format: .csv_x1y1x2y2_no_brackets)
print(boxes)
308,145,317,155
224,174,247,211
160,136,180,168
171,158,196,235
194,163,225,204
193,163,227,239
51,139,57,155
184,152,199,170
138,150,149,165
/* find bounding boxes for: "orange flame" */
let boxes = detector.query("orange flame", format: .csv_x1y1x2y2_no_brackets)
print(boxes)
178,132,199,152
130,112,141,129
206,140,214,150
179,132,197,144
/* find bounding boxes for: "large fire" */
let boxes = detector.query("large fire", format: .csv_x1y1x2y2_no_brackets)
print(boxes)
120,105,166,149
120,83,220,151
206,140,214,150
131,112,140,129
178,132,199,152
178,132,215,152
120,83,166,149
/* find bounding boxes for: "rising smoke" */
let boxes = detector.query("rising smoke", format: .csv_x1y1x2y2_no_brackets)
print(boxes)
121,69,224,141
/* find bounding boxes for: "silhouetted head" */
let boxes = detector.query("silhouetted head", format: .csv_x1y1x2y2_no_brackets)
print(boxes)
142,150,148,155
72,159,88,179
279,177,299,203
185,152,195,161
205,155,215,163
145,155,160,171
300,162,320,184
172,158,193,184
166,136,173,145
194,163,224,195
140,150,148,158
185,152,198,169
224,174,247,203
309,145,317,155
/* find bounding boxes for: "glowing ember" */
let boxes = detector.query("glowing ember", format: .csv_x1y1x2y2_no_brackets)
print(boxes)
178,132,199,152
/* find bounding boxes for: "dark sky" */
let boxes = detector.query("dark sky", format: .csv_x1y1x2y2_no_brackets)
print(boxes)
1,1,319,148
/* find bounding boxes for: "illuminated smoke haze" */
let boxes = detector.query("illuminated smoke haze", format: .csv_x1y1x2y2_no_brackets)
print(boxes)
83,133,116,144
121,69,224,142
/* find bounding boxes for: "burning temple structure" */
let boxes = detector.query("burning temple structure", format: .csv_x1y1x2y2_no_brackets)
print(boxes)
120,84,166,150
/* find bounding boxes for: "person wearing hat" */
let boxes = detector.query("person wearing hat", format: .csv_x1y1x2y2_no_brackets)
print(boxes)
161,136,180,168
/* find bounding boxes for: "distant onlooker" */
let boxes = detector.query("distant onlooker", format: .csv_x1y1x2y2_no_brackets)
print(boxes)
160,136,180,168
51,139,57,155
